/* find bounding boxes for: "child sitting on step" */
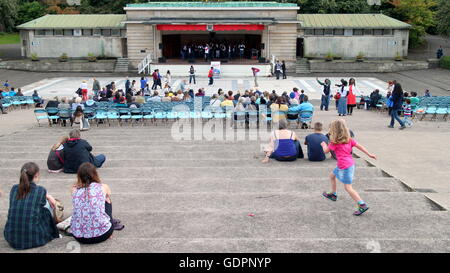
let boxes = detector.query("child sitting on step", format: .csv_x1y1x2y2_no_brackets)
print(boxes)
320,119,377,216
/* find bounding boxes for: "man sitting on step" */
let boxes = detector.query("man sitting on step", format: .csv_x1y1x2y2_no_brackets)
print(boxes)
63,129,106,173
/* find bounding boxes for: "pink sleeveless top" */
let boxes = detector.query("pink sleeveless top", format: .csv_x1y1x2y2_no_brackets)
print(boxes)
71,183,111,238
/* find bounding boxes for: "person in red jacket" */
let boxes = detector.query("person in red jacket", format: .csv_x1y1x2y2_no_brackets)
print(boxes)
208,67,214,86
347,78,357,115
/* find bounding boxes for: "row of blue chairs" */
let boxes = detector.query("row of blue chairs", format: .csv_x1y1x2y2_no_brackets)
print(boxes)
1,96,36,110
34,107,314,128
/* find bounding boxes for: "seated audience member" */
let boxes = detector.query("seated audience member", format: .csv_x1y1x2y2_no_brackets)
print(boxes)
32,90,44,107
71,162,123,245
46,96,60,109
182,91,192,102
63,129,106,173
4,162,60,250
270,96,289,123
99,93,109,102
367,89,381,109
46,97,60,123
149,91,161,102
195,88,205,97
113,93,121,104
289,95,314,129
220,95,234,107
128,97,141,108
135,91,146,104
247,96,258,111
210,94,221,108
84,95,96,108
71,97,84,111
15,88,24,97
47,136,68,173
234,97,246,112
262,119,304,163
71,106,84,127
409,92,420,105
57,97,71,126
161,91,171,102
116,96,127,108
305,122,329,161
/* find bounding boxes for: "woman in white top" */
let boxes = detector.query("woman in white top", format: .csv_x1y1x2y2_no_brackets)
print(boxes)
165,70,172,87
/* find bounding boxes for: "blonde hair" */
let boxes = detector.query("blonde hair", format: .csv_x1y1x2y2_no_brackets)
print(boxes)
329,119,351,144
51,136,69,151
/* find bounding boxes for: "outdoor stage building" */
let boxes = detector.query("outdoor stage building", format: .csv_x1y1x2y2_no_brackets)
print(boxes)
17,1,411,75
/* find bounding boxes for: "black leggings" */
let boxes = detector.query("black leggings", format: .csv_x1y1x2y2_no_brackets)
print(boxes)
74,202,114,244
347,105,355,114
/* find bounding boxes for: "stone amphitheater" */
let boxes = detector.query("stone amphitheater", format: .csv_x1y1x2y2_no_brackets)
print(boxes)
0,105,449,253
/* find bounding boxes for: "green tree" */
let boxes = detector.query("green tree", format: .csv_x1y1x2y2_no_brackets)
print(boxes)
435,0,450,36
384,0,437,48
0,0,19,32
295,0,372,13
16,1,47,26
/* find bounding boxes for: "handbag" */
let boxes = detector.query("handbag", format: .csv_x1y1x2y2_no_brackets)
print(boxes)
80,117,90,131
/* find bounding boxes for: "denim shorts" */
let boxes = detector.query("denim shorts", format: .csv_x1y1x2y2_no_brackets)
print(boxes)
333,164,355,184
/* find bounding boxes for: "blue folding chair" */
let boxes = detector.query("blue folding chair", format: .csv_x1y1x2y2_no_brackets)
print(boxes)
46,108,60,126
130,108,144,126
34,109,48,126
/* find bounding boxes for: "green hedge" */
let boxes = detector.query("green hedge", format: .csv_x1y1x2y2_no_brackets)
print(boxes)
440,56,450,70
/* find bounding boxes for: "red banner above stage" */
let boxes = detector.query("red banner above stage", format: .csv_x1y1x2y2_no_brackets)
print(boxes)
156,24,265,31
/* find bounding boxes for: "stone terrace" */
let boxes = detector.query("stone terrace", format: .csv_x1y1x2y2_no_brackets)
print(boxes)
0,111,449,252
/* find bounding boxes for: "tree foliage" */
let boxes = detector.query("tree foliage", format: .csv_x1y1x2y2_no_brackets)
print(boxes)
16,1,47,26
435,0,450,36
0,0,19,32
383,0,437,47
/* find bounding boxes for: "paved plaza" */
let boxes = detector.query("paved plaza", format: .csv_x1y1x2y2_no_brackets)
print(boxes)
1,69,450,253
20,76,390,100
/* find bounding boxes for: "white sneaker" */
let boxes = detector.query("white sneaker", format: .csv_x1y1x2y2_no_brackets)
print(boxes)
57,216,72,231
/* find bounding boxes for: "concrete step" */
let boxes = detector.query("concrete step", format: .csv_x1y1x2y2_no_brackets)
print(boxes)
0,177,409,193
0,158,372,168
1,211,448,242
0,166,387,179
0,192,439,214
1,237,448,253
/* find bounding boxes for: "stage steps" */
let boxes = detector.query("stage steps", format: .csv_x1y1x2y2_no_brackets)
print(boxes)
0,127,448,253
114,57,129,73
296,58,311,74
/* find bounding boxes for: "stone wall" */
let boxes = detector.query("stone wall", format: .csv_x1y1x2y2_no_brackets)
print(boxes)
0,59,116,72
308,60,429,73
302,29,409,59
21,30,124,58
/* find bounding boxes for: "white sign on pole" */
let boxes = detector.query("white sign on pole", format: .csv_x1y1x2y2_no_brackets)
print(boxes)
211,61,221,77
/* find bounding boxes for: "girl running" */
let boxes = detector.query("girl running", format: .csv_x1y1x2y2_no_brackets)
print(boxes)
321,119,377,216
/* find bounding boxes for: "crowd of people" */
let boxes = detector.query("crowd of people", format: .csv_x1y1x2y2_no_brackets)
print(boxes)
3,129,123,250
180,41,249,61
261,118,376,217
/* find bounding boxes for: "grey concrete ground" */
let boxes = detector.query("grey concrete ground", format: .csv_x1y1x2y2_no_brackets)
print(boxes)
1,68,449,97
0,44,21,61
0,102,449,253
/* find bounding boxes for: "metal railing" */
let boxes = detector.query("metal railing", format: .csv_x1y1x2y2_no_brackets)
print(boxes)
138,53,153,74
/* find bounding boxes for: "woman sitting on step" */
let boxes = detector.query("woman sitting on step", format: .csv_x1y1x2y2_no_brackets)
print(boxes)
262,119,304,163
71,162,124,244
4,162,60,250
47,135,68,173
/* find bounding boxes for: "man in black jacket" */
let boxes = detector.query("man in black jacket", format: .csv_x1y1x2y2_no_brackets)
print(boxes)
63,129,106,173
